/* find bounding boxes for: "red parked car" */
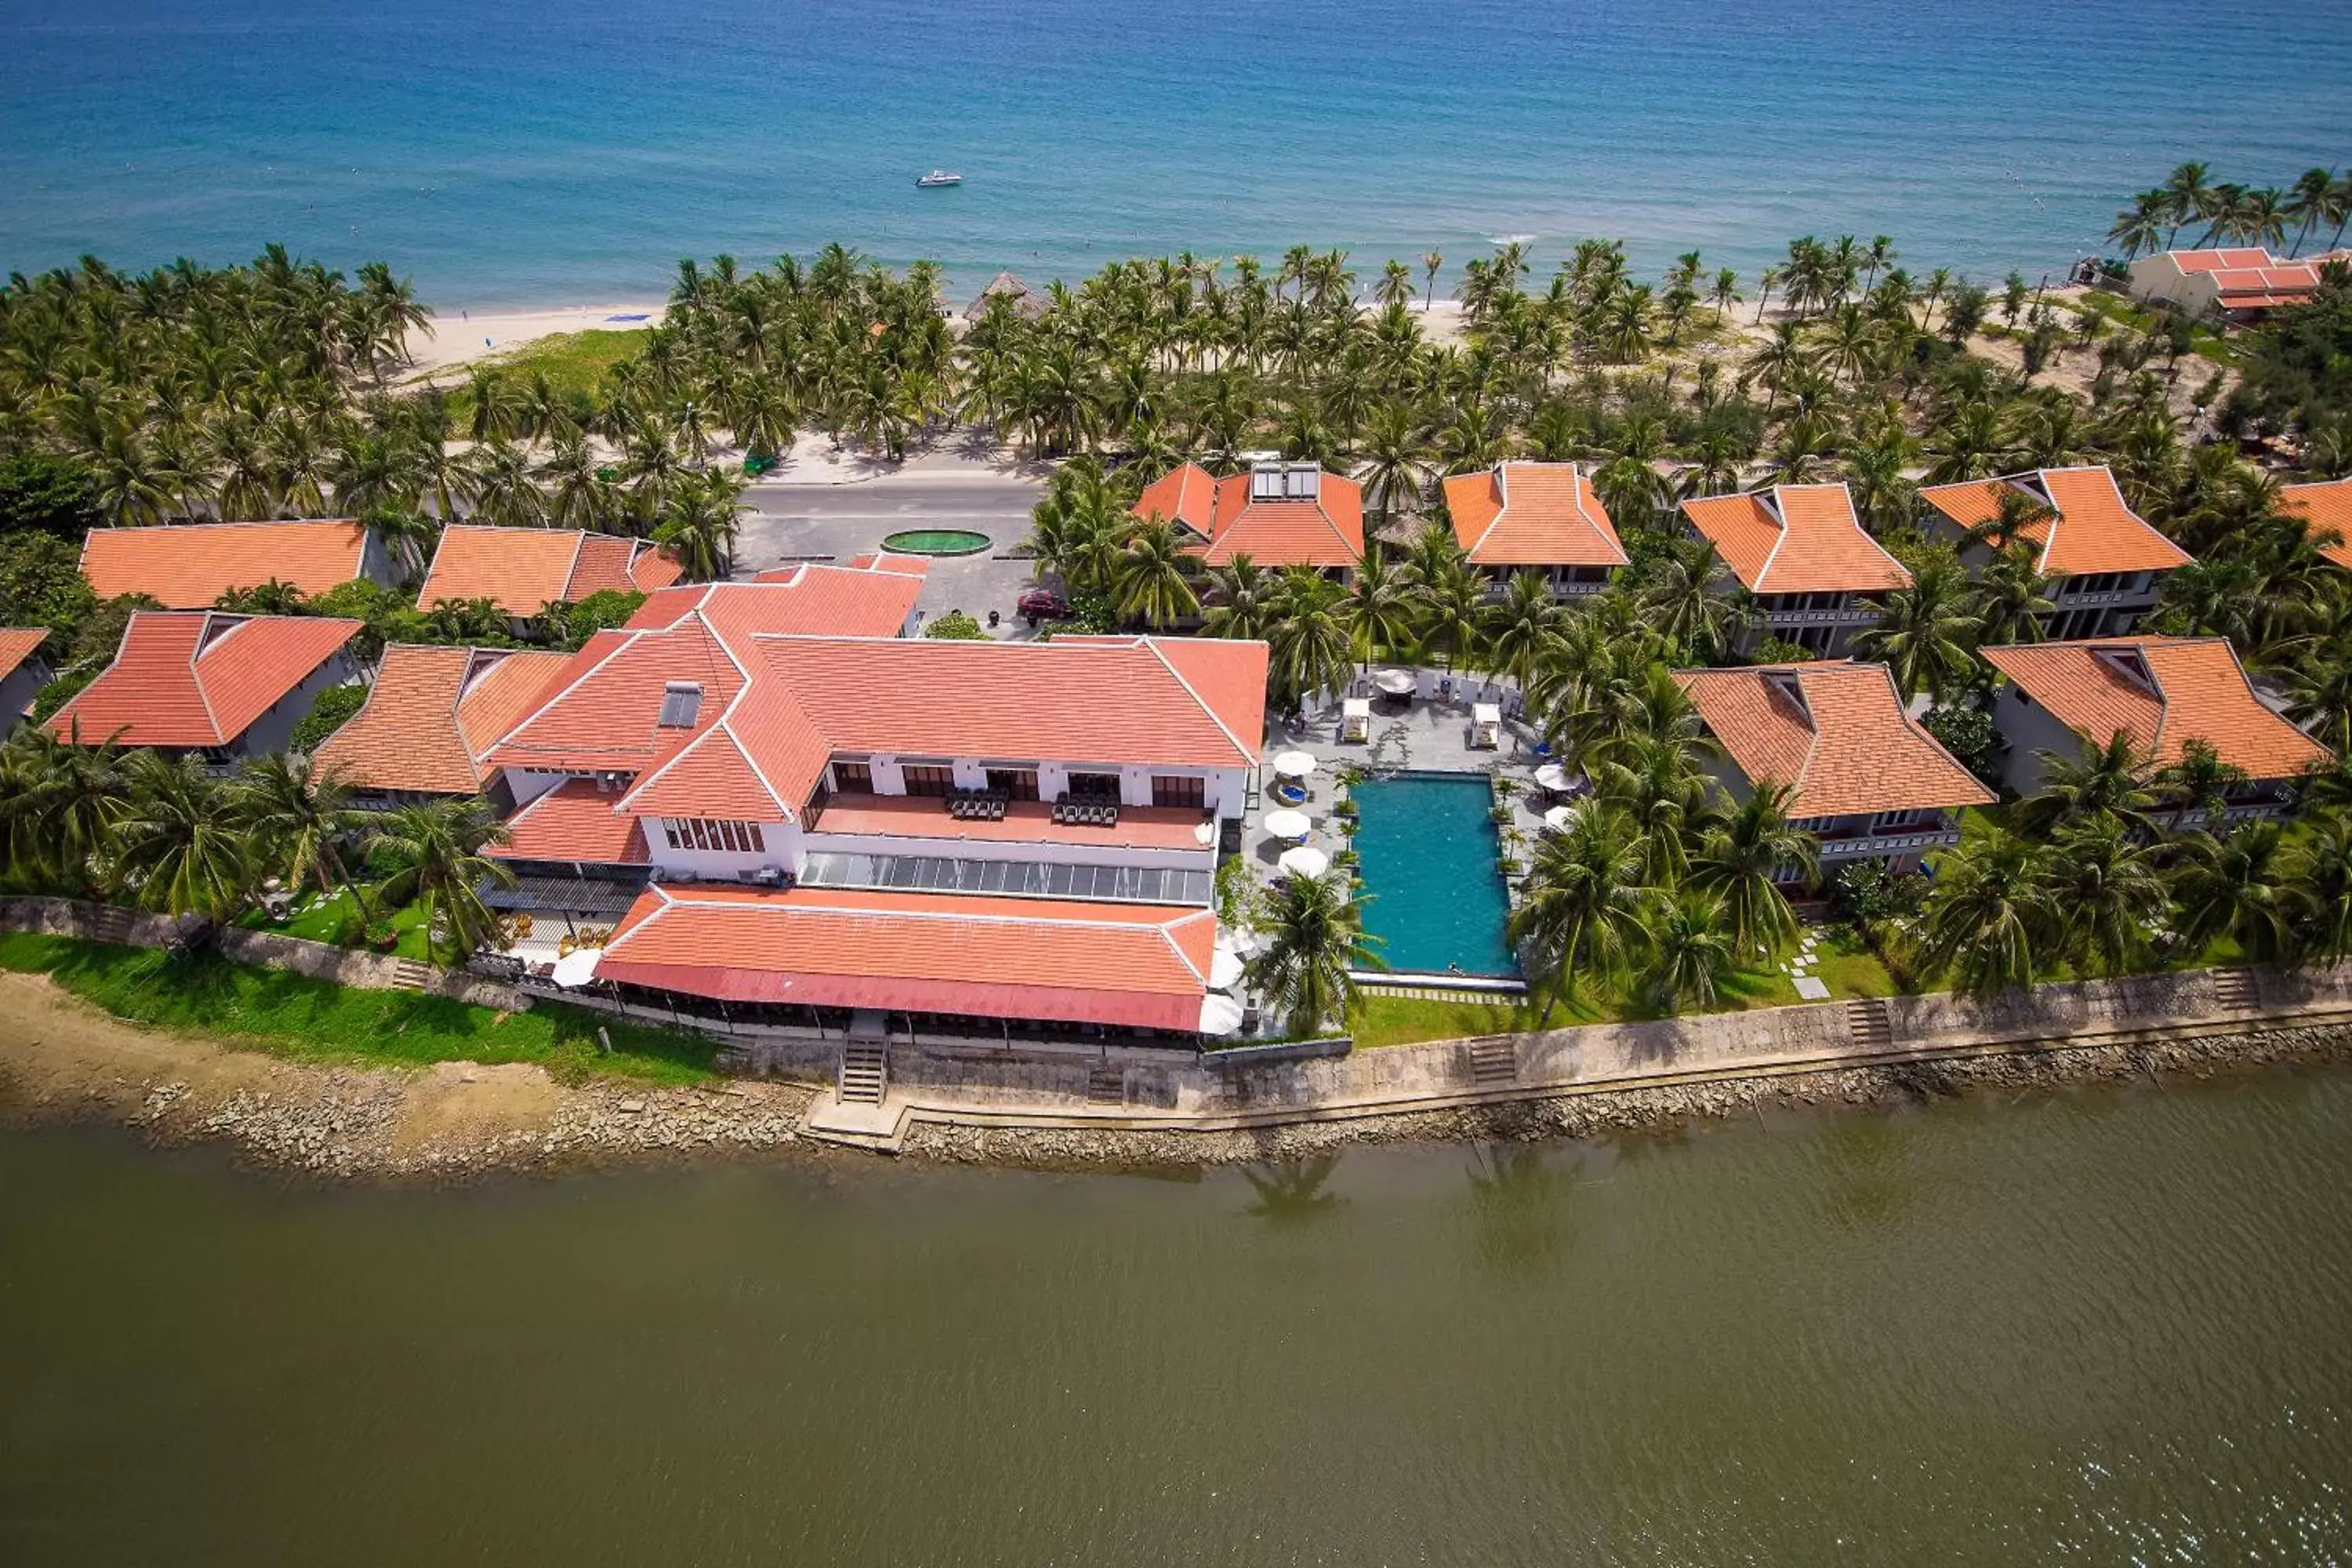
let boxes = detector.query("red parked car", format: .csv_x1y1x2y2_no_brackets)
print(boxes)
1017,590,1073,625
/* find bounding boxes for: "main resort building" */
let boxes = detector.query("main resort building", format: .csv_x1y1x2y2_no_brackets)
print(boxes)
333,557,1268,1040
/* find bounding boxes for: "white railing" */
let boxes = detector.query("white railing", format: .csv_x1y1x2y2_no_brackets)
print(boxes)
1813,826,1962,861
1763,604,1877,626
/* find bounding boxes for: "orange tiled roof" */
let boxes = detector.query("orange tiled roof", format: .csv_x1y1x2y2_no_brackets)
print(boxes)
416,526,684,615
2281,478,2352,571
78,520,371,608
1679,483,1911,596
1918,466,2190,578
2164,247,2281,274
1135,463,1364,568
491,778,650,864
483,570,925,785
311,645,572,796
0,627,49,686
1675,660,1992,821
597,884,1215,1029
49,612,361,749
1442,463,1628,569
1981,636,2331,781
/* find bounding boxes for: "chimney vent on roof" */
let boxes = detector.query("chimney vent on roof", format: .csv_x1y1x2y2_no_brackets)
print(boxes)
657,681,704,728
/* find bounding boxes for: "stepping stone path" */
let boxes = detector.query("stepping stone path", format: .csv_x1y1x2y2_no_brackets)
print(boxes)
1793,975,1831,1000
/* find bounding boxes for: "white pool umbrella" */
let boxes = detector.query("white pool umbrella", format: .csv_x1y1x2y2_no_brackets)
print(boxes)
1277,845,1330,880
1543,804,1577,831
1271,750,1317,779
1374,669,1417,697
551,947,602,988
1193,820,1216,847
1263,808,1312,840
1198,993,1247,1036
1534,762,1573,793
1208,948,1247,991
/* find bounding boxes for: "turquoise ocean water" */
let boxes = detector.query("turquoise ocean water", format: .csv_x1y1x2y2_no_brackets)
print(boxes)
2,0,2349,310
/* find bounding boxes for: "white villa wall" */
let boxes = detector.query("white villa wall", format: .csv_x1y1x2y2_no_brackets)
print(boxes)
848,757,1245,817
1991,683,2094,796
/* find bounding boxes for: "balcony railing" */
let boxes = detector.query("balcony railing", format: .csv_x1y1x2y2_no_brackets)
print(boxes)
1813,826,1962,861
1762,604,1877,626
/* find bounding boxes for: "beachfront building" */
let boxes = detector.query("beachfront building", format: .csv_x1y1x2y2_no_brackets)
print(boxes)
1918,466,2189,641
0,629,53,728
414,525,684,633
1133,460,1364,578
1980,636,2331,816
1674,660,1993,882
2280,477,2352,571
448,561,1265,1038
1677,482,1911,656
310,644,573,810
2125,248,2351,323
1440,462,1628,599
48,612,363,767
78,519,397,608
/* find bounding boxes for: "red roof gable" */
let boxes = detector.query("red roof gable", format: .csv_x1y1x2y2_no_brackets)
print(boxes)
597,884,1216,1029
492,778,651,864
416,527,685,615
1919,466,2190,578
311,645,572,796
2281,478,2352,571
1679,483,1910,596
0,628,50,688
1982,636,2330,781
1135,463,1363,568
79,520,372,608
1675,661,1992,820
49,612,361,749
1442,463,1628,568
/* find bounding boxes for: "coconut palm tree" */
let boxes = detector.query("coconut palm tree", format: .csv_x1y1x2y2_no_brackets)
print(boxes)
1248,871,1380,1037
2172,818,2303,964
1918,829,2047,996
116,750,251,918
2288,813,2352,962
1508,802,1655,1018
2033,817,2169,977
1594,734,1711,885
1851,554,1977,700
1973,543,2059,644
367,797,514,964
1638,539,1745,664
1346,547,1418,671
2015,730,2162,837
1110,517,1200,629
653,470,745,581
0,722,134,894
1690,781,1816,962
1644,891,1737,1011
1265,569,1355,713
1482,572,1568,694
230,753,371,913
1200,555,1275,641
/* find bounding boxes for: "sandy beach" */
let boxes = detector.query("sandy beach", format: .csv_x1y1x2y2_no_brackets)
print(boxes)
404,301,668,376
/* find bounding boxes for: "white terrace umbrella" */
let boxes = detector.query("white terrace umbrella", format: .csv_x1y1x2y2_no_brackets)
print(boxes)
1534,762,1573,793
1272,750,1317,779
1263,808,1312,841
1277,845,1330,880
1208,948,1247,991
551,947,602,988
1198,993,1247,1036
1374,669,1417,698
1543,804,1577,832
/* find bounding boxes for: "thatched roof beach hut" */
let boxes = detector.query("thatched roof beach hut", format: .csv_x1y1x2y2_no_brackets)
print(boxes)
964,270,1045,322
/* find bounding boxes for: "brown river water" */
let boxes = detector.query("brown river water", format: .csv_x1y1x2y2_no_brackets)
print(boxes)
4,1067,2350,1565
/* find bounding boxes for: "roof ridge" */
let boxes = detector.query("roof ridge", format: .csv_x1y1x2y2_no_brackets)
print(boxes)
1158,910,1211,985
558,532,590,601
1146,639,1254,764
188,612,228,742
488,623,651,752
1468,466,1509,556
1751,489,1791,590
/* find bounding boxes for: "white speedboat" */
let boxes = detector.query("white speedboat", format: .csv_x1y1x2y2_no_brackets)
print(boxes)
916,169,962,188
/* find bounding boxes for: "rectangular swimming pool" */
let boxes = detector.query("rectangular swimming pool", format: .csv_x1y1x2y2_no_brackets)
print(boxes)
1346,772,1518,978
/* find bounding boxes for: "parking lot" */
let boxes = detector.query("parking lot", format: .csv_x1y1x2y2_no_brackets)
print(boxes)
733,448,1051,634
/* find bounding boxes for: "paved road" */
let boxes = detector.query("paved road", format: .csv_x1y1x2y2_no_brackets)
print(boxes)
735,469,1047,627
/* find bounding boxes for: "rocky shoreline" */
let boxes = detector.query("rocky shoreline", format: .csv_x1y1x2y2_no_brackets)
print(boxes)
8,953,2352,1181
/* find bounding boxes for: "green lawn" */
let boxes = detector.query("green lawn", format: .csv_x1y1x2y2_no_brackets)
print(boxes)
1348,928,1904,1048
2069,289,2236,365
440,328,648,425
237,887,431,961
0,932,720,1087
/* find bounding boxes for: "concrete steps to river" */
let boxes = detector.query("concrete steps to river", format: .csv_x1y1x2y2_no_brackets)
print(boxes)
837,1040,888,1105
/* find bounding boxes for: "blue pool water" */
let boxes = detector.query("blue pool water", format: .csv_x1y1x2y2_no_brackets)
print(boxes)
3,0,2349,307
1348,773,1518,978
